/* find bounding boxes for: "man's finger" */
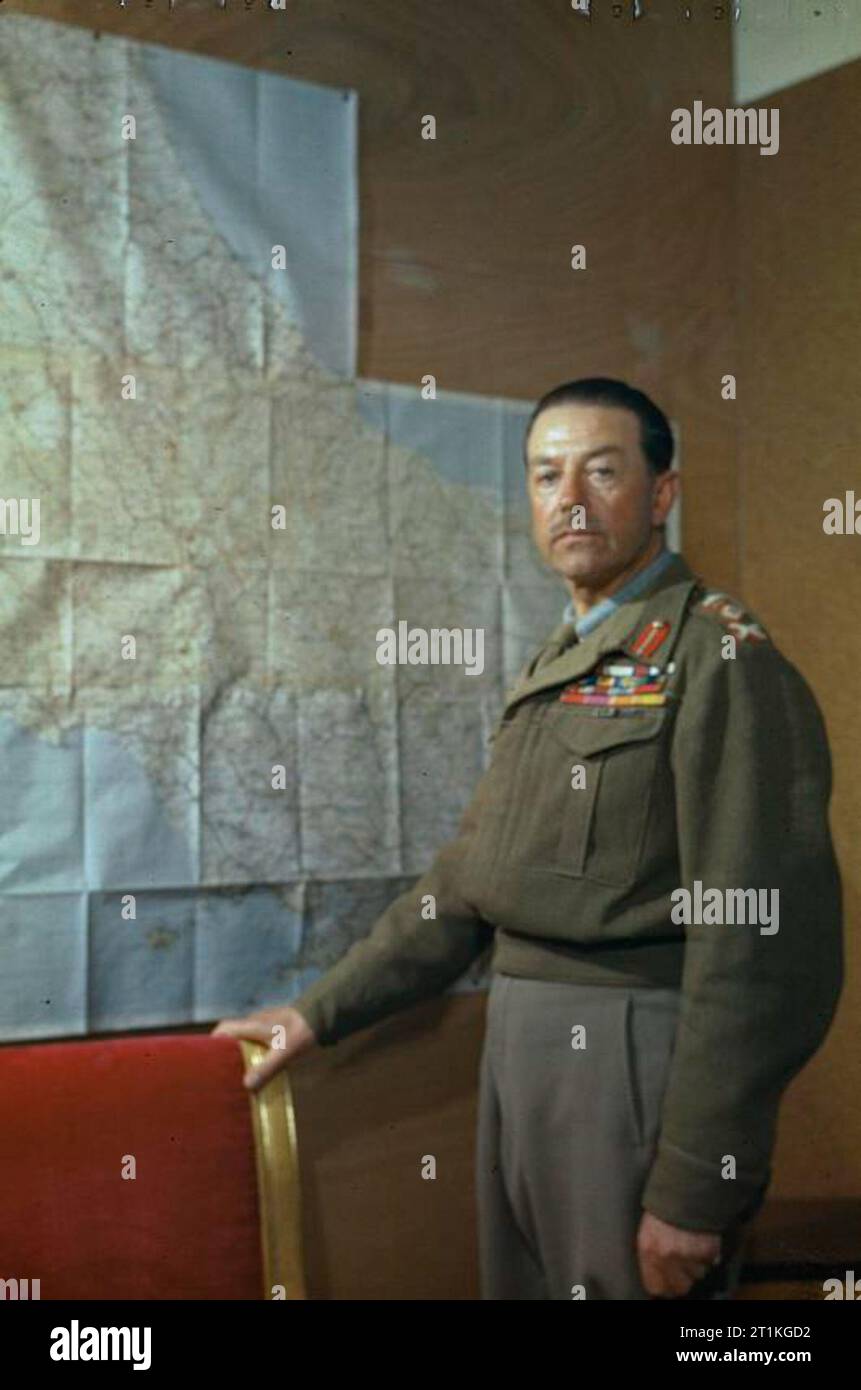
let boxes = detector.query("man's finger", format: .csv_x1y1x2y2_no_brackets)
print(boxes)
641,1255,707,1299
243,1048,287,1092
640,1258,672,1297
211,1018,273,1043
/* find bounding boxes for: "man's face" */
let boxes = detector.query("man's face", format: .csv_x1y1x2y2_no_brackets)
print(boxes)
525,402,676,589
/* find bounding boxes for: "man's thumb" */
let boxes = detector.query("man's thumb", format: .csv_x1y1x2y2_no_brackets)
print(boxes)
243,1048,287,1091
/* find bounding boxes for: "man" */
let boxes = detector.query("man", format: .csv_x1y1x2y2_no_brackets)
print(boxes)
214,377,843,1300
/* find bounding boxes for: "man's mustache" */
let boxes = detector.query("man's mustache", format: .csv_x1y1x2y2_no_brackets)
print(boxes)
549,523,604,539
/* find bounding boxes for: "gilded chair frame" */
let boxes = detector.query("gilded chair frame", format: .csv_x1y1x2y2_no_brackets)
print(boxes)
240,1040,307,1300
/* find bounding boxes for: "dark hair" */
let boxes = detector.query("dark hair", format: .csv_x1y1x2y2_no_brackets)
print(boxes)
523,377,674,474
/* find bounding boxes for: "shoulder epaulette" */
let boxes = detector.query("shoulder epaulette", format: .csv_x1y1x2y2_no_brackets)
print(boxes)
691,587,771,646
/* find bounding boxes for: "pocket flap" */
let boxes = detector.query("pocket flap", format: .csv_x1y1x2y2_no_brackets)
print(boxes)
541,703,668,756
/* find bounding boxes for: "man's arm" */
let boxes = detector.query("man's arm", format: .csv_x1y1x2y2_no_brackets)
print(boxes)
290,748,498,1046
641,635,844,1232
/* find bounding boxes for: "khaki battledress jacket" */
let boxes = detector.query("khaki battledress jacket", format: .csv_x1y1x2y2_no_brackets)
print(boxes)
293,551,843,1232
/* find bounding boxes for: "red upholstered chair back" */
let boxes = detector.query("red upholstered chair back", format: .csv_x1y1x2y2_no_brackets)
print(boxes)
0,1034,266,1300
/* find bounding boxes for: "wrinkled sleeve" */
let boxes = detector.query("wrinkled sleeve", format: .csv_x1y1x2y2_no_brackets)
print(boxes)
291,756,498,1046
641,642,843,1232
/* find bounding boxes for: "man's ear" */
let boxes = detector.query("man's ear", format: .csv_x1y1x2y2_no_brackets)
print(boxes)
652,468,680,526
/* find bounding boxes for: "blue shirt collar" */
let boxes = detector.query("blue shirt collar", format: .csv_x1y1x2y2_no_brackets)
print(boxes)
561,547,677,639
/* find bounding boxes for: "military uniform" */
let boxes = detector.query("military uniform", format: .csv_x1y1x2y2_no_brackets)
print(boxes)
293,550,843,1297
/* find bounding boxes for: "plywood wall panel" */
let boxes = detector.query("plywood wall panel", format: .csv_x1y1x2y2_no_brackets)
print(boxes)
737,59,861,1199
7,0,740,589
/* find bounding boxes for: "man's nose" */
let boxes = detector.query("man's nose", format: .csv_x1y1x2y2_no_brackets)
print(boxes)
558,475,587,518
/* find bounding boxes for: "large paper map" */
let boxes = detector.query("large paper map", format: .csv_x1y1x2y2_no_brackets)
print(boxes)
0,15,559,1038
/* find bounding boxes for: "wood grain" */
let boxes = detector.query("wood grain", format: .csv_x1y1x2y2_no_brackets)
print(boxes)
3,0,740,586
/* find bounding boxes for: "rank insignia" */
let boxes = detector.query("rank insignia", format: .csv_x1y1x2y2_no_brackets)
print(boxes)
630,620,671,660
697,591,770,644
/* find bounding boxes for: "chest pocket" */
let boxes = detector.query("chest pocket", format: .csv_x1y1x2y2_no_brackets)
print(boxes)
541,703,670,885
486,699,671,887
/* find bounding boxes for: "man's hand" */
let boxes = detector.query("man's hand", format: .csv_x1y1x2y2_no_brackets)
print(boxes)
637,1211,722,1297
211,1005,318,1091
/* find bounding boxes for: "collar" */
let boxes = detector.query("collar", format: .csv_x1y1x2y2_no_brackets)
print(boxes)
503,551,700,717
561,546,678,638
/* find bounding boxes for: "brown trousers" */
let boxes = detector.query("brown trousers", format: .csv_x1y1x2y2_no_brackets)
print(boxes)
476,973,750,1300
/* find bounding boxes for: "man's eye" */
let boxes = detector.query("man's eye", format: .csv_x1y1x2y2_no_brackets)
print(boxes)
590,467,615,480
